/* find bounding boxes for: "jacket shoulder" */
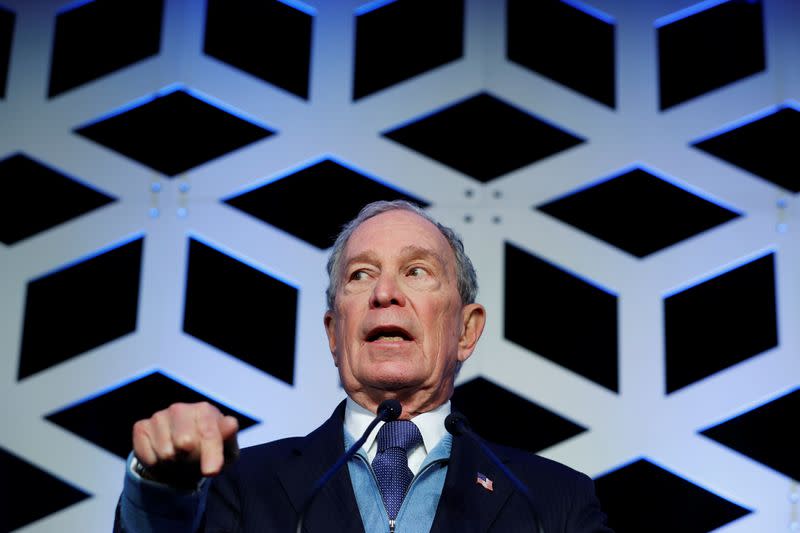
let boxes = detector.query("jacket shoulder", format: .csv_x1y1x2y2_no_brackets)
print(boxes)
488,440,597,488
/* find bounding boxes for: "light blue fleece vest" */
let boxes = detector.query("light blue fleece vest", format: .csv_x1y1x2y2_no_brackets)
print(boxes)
345,429,451,533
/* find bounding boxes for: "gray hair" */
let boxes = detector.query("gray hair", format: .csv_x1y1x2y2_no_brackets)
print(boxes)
325,200,478,310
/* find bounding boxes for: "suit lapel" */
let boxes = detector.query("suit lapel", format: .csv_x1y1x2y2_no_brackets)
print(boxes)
430,434,513,533
276,401,365,533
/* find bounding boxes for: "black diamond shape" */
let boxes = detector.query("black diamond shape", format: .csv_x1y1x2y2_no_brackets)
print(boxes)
0,446,90,532
0,5,13,99
48,0,163,98
537,167,741,258
223,159,429,249
504,242,618,392
0,153,115,245
19,237,143,380
595,458,751,532
45,371,259,459
204,0,312,99
74,88,274,177
183,238,298,384
383,92,584,183
353,0,463,100
701,387,799,480
692,106,800,193
452,376,586,453
658,0,765,110
664,253,777,394
507,0,615,108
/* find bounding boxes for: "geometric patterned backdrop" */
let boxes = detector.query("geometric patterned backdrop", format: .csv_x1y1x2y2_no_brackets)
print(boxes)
1,0,798,531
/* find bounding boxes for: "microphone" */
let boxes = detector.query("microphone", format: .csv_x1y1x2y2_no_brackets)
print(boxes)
295,399,402,533
445,412,545,533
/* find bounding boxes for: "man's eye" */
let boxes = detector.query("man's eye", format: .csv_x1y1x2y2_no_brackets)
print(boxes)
350,270,368,281
408,267,426,277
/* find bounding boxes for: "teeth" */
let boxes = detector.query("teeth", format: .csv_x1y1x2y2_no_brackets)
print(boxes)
377,336,404,341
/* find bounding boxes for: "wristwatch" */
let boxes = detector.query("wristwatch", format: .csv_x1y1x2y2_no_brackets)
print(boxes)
130,455,204,491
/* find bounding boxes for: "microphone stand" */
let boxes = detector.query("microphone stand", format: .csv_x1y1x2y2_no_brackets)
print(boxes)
295,399,402,533
445,412,545,533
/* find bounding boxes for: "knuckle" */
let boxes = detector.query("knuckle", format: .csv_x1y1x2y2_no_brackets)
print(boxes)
158,445,175,460
132,419,148,436
197,401,218,416
197,419,219,440
167,402,187,417
173,432,195,451
151,409,169,425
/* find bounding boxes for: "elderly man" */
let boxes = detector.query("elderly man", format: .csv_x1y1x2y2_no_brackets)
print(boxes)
116,200,613,532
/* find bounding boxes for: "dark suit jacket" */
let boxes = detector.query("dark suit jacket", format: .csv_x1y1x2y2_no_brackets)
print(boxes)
117,401,612,532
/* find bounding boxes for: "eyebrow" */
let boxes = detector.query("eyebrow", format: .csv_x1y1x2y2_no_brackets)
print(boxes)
344,250,381,271
399,245,448,271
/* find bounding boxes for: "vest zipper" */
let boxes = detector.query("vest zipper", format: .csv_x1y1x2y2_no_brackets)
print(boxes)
355,451,447,533
384,459,445,532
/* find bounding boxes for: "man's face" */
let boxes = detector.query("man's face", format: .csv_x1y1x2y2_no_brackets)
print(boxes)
324,209,485,416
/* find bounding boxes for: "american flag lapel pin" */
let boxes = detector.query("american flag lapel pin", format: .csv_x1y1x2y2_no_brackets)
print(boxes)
476,472,494,492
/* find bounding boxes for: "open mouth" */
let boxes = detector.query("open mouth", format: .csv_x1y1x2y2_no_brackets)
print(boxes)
366,326,413,342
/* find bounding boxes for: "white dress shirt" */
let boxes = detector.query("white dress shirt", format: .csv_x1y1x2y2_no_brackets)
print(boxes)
343,397,450,475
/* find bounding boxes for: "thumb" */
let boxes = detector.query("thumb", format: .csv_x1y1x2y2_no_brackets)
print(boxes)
219,415,239,440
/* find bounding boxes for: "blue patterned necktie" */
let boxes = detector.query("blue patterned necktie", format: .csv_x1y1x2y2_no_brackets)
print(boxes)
372,420,423,520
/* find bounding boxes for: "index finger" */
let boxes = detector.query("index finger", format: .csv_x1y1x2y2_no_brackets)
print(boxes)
196,406,226,476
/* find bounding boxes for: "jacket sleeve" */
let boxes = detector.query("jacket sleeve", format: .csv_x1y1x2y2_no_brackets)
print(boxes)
113,452,209,533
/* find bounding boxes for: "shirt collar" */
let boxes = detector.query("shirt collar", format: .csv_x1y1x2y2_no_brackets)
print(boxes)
344,397,450,455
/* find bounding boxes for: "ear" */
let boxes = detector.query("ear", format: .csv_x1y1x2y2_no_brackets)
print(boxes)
324,310,340,366
457,303,486,363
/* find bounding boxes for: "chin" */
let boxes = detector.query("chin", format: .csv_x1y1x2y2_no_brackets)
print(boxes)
368,372,420,391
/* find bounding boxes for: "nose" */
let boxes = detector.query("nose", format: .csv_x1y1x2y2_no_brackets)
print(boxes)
370,272,406,309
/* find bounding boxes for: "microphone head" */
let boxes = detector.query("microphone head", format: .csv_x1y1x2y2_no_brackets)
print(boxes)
444,412,469,436
377,399,402,421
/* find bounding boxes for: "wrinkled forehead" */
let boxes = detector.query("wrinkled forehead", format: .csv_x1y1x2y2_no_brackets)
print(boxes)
343,210,456,270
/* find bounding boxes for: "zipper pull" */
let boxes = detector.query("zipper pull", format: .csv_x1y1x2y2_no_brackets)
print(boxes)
389,518,395,533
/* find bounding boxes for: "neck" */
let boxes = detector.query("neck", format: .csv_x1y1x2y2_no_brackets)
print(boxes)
349,388,451,420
